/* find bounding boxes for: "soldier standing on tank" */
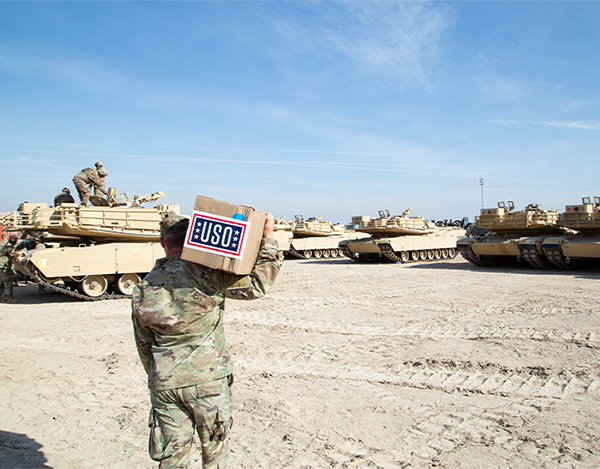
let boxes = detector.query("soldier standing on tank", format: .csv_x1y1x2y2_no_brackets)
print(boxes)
93,161,107,196
53,187,75,206
72,166,108,205
0,235,19,302
131,212,280,469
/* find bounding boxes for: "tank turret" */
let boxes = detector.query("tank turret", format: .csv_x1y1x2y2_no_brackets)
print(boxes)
353,208,436,236
291,215,346,237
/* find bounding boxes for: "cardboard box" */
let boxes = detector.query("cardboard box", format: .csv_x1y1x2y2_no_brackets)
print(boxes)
181,195,266,275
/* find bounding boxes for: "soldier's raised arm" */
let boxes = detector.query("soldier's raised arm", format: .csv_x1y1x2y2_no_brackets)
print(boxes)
220,212,280,299
90,168,108,196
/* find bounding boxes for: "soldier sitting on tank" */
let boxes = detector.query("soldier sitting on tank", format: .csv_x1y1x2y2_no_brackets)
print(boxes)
73,166,108,205
53,187,75,206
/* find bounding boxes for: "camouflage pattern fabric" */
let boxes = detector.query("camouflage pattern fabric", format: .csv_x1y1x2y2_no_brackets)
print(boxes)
0,271,13,297
72,167,107,204
93,177,106,196
0,242,17,297
131,238,280,390
149,376,233,469
54,190,75,206
131,238,280,468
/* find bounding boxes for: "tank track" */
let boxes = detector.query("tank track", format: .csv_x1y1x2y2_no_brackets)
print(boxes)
379,243,457,264
288,245,309,259
458,243,497,267
339,244,383,263
31,267,129,301
519,245,554,270
543,247,576,270
340,245,356,260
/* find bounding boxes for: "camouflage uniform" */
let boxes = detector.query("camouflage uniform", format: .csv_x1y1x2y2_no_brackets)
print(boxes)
132,220,280,469
72,167,108,205
54,187,75,206
0,237,18,301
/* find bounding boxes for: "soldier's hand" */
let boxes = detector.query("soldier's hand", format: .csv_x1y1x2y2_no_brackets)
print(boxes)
263,212,274,238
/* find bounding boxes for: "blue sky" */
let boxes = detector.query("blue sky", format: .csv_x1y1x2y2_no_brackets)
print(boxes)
1,1,599,224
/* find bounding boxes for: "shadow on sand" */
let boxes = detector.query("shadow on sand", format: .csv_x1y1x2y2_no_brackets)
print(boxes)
8,284,128,305
0,430,52,468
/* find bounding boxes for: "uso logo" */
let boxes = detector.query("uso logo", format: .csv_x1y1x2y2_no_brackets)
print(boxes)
184,211,249,259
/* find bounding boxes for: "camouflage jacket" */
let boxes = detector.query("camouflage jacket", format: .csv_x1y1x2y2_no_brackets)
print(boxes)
0,242,17,271
131,238,280,390
73,168,108,195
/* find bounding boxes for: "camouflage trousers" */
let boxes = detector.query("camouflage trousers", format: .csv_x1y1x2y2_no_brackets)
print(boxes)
73,175,92,205
0,270,13,297
149,376,233,469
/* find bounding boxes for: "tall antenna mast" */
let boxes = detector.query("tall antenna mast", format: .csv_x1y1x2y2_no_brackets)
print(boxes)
480,177,484,208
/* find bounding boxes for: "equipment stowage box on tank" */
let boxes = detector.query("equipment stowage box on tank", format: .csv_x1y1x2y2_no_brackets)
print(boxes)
1,190,178,299
340,208,465,263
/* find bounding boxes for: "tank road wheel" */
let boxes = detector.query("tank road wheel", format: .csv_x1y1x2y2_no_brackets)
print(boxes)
79,275,108,297
400,251,410,263
330,249,339,258
411,251,419,261
419,250,427,261
322,249,330,258
115,273,141,296
313,250,323,259
303,250,313,259
448,248,457,258
441,248,449,259
427,250,435,260
434,249,442,259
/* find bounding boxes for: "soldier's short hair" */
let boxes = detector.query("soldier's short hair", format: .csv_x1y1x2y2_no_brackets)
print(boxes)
161,230,187,249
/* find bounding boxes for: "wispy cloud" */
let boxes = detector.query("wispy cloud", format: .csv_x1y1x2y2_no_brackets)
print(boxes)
535,120,600,130
0,147,499,176
489,118,600,131
268,1,454,84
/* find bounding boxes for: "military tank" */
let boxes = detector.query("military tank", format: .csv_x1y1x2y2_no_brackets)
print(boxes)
457,201,565,269
540,196,600,269
340,208,465,263
272,215,368,260
0,189,178,300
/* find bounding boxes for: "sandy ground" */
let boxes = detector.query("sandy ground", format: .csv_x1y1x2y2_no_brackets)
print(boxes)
1,256,600,469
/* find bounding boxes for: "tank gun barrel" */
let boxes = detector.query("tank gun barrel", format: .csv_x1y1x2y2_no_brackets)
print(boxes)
133,191,166,206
